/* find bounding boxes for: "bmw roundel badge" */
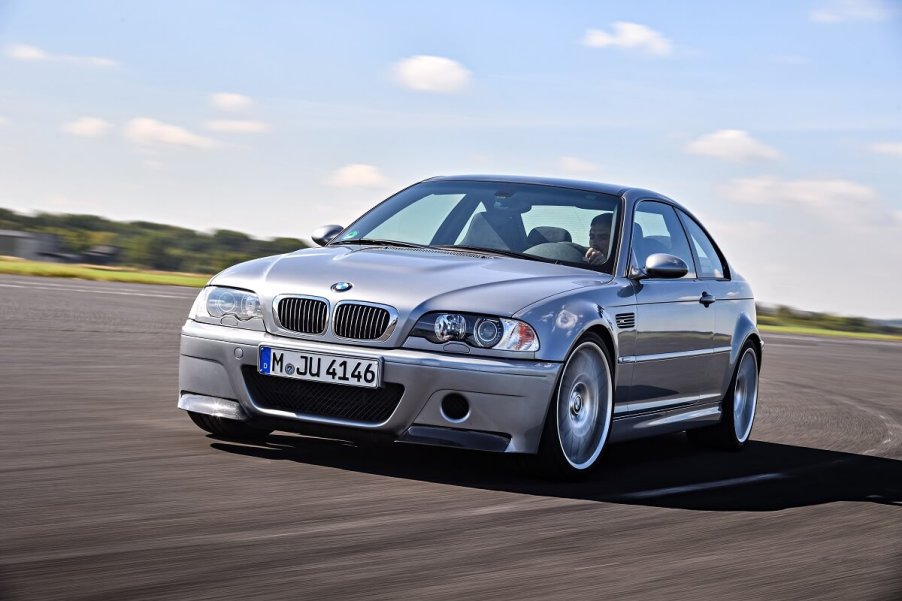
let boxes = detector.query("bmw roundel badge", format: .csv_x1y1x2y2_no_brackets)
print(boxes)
331,281,353,292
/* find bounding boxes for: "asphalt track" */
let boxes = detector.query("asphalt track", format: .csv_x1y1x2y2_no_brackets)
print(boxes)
1,274,900,601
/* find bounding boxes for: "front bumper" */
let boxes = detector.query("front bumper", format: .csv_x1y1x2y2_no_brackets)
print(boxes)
178,320,562,453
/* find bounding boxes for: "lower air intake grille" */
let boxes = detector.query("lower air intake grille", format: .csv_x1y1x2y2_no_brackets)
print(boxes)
242,366,403,424
333,303,391,340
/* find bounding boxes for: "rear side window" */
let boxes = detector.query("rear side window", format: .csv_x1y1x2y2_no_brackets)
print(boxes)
633,201,695,278
677,210,727,279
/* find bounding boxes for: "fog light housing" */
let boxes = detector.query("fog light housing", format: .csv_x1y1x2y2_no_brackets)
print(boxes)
441,393,470,422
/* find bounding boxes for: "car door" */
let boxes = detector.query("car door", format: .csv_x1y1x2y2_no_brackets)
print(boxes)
676,208,734,400
627,201,715,413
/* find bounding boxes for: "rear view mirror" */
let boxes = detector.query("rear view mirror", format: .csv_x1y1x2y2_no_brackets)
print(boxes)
644,253,689,279
311,224,344,246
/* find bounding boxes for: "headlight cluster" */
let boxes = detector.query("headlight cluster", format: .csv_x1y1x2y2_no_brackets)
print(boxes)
411,312,539,351
207,287,261,320
191,286,262,321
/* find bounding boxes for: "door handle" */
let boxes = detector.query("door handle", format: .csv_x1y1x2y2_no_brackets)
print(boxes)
700,292,716,307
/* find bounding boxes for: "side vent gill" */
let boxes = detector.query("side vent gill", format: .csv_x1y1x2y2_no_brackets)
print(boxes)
615,312,636,329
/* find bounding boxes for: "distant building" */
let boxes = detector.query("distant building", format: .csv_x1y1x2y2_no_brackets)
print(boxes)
82,245,120,265
0,230,76,262
0,230,31,258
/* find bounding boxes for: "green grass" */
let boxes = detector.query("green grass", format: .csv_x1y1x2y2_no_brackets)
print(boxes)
0,258,209,287
759,324,902,342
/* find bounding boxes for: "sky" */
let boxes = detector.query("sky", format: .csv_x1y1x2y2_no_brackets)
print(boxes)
0,0,901,317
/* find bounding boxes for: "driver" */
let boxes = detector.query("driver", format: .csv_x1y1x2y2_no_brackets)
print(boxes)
584,213,613,265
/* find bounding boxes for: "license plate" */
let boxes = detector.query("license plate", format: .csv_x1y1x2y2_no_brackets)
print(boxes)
258,346,381,389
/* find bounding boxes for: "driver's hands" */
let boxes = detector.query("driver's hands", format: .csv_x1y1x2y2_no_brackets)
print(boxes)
584,248,606,264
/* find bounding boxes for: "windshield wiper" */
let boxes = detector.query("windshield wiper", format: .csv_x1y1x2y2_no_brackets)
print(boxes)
435,244,556,263
333,239,559,264
331,238,429,249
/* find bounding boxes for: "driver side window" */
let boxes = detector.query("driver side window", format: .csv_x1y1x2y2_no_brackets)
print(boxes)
632,202,696,278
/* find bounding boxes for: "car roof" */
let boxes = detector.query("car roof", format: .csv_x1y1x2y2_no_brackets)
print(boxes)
424,174,629,196
422,174,690,213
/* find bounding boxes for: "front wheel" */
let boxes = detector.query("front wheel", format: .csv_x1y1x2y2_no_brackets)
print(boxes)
537,333,614,479
687,344,760,450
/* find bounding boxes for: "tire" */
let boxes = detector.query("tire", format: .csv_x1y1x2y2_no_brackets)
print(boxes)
536,333,615,479
187,411,272,440
687,343,760,450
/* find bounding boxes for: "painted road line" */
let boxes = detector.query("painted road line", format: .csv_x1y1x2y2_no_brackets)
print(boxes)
616,473,787,499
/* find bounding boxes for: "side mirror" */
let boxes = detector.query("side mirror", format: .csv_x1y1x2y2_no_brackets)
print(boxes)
643,253,689,279
311,224,344,247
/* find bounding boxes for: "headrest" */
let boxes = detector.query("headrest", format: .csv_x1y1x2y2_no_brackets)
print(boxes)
632,222,645,242
460,212,508,250
527,226,572,247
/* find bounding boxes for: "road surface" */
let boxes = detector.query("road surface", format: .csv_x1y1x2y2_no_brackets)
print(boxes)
1,275,900,600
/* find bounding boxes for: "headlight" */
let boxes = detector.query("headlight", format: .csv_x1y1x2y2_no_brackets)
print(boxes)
411,312,539,351
190,286,263,322
207,287,261,320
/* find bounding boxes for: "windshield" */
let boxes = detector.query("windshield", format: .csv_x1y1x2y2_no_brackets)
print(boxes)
333,180,622,273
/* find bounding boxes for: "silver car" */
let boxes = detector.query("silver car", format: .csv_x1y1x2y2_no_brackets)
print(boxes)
179,175,761,477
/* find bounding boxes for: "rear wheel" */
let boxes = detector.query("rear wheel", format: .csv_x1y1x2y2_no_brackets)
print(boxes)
687,344,759,450
537,333,614,479
187,411,272,440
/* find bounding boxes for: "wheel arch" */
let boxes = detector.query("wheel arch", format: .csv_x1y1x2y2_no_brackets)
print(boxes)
720,309,763,397
557,317,621,400
743,332,763,371
730,307,762,369
584,323,618,377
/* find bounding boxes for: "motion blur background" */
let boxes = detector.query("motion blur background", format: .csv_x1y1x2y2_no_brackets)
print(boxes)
1,0,900,316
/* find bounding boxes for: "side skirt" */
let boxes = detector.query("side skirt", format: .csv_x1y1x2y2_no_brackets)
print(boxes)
609,402,721,443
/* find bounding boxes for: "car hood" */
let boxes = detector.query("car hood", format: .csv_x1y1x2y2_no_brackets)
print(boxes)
212,245,609,319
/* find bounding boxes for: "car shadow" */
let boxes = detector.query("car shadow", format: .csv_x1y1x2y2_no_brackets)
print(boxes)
209,433,902,512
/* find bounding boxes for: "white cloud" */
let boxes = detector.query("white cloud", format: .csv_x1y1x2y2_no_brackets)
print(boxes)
62,117,111,138
725,176,874,206
685,129,781,162
811,0,893,22
393,55,471,93
203,119,270,133
326,164,391,189
8,44,48,60
124,118,217,149
869,142,902,157
558,156,599,175
722,175,896,227
210,93,252,112
0,117,8,127
582,22,673,57
7,43,118,67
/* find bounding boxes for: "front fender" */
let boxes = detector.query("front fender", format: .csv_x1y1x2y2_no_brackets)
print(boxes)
514,281,636,363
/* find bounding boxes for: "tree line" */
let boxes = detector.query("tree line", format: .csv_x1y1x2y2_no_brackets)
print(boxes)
0,207,308,274
757,304,902,336
2,207,898,332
